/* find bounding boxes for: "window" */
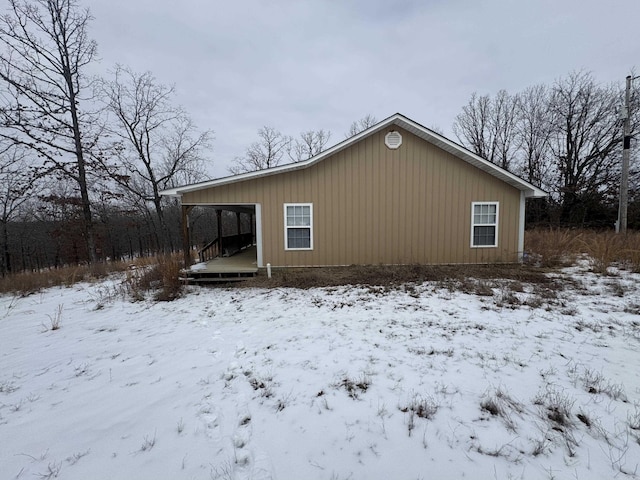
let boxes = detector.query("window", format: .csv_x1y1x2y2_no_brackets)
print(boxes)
471,202,498,247
284,203,313,250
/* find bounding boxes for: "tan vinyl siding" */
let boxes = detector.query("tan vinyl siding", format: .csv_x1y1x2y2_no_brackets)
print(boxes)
182,127,522,266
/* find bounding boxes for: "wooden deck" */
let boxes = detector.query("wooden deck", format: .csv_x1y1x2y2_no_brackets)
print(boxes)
183,246,258,283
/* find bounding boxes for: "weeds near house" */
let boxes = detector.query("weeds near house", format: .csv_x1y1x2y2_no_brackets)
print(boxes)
209,461,234,480
124,254,183,301
241,262,555,290
0,379,19,394
65,450,90,466
43,304,63,332
576,409,592,428
35,461,61,479
524,228,582,267
480,387,524,432
0,255,184,301
400,393,438,420
530,436,551,456
525,228,640,272
625,302,640,315
177,418,185,434
334,373,371,400
494,287,521,308
408,346,454,357
579,232,626,274
628,406,640,431
139,431,157,452
400,393,439,436
571,366,627,401
534,387,575,431
607,279,628,297
245,371,275,399
74,363,90,377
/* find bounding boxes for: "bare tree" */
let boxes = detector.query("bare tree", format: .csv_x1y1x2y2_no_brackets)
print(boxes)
0,143,40,274
0,0,100,262
453,93,492,158
346,114,377,137
548,71,622,223
515,84,554,189
453,90,519,170
228,126,292,174
289,129,331,162
99,66,211,251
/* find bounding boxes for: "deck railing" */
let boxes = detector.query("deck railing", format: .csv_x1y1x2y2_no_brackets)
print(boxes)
198,238,220,263
197,232,253,263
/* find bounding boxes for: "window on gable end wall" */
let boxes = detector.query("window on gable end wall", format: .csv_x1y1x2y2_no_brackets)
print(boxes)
284,203,313,250
471,202,498,247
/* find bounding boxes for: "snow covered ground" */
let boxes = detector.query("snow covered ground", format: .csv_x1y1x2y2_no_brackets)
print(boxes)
1,263,640,480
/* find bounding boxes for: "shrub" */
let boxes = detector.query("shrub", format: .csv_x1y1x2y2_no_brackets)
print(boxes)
126,254,183,301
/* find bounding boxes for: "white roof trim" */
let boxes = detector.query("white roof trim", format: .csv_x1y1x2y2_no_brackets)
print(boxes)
161,113,548,199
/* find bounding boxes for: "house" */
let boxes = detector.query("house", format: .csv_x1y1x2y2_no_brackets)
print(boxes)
161,113,547,278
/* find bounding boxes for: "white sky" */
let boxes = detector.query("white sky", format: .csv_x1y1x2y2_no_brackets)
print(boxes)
84,0,639,178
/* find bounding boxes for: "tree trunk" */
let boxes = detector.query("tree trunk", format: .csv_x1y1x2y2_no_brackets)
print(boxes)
1,220,9,275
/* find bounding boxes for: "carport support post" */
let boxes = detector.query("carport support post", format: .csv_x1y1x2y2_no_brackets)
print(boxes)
216,209,223,255
236,212,242,251
182,205,194,268
250,213,255,245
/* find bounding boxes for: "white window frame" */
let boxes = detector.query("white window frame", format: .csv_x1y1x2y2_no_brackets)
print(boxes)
284,203,313,251
471,202,499,248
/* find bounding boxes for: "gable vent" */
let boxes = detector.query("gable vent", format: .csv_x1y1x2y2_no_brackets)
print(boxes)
385,131,402,149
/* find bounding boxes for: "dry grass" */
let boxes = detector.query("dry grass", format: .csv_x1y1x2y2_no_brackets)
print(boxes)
0,254,184,301
524,228,583,267
526,228,640,273
126,254,184,301
0,260,136,296
240,263,558,290
579,230,640,273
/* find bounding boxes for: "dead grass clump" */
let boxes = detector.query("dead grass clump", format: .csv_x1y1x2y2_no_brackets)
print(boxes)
400,393,439,436
579,231,627,274
334,373,371,400
524,228,583,267
43,304,64,332
400,394,439,420
533,387,575,431
467,279,495,296
494,285,522,308
480,387,524,432
128,255,183,301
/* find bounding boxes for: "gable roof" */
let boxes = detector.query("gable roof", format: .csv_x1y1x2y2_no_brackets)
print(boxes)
161,113,548,198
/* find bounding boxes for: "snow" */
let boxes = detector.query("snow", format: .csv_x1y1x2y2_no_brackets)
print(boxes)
1,265,640,480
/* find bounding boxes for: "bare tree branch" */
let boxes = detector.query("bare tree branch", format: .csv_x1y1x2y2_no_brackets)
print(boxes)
345,114,377,138
98,65,211,251
228,126,292,174
0,0,100,261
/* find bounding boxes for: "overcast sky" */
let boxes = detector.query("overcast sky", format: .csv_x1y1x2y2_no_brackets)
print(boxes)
84,0,639,179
